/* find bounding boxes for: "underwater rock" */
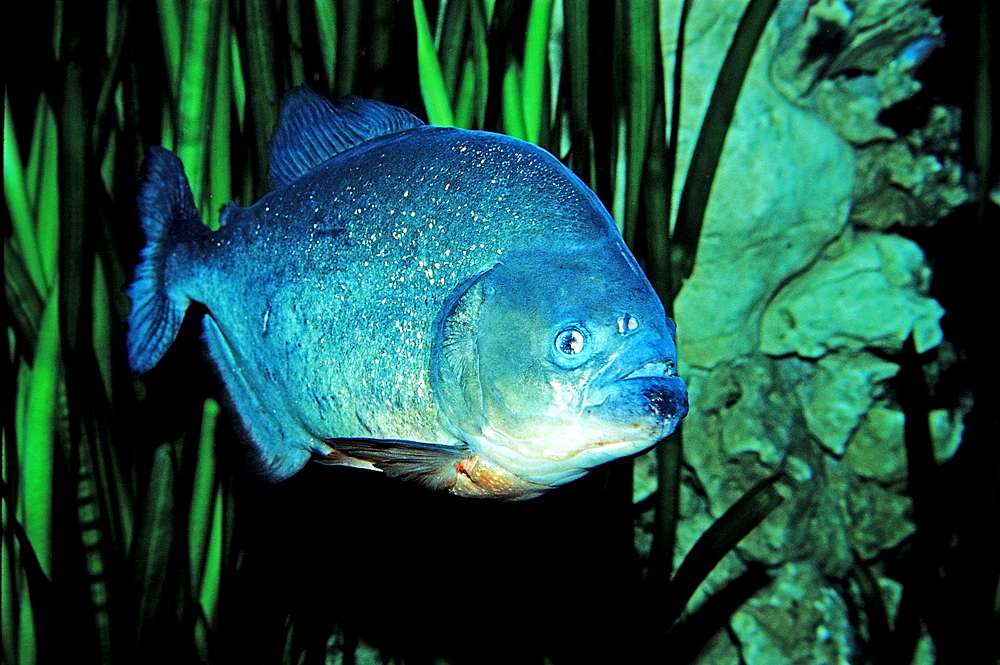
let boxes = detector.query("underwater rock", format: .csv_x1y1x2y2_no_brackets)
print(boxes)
677,354,913,575
730,562,856,665
700,356,794,467
841,404,908,482
928,403,967,464
796,351,900,456
851,106,969,229
680,355,803,516
840,399,967,484
770,0,943,132
837,463,914,561
759,231,944,357
670,95,853,367
770,0,968,228
669,0,854,369
647,0,968,663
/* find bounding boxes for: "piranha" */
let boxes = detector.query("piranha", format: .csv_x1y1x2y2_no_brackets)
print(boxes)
127,87,688,500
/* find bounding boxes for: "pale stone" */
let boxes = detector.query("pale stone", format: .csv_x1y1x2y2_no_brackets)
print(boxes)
842,405,908,483
670,0,855,370
852,108,969,230
797,351,900,456
930,405,969,465
730,562,856,665
647,1,965,663
759,232,944,357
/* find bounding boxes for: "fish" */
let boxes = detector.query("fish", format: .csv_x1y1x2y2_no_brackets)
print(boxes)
126,87,688,500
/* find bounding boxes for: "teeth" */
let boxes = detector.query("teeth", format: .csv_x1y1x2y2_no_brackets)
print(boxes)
622,360,675,380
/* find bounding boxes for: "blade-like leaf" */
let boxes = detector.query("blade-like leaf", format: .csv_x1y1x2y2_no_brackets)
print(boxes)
4,96,47,296
189,398,220,596
19,290,60,581
413,0,455,125
502,61,526,140
313,0,338,91
662,475,785,630
135,443,176,636
521,0,553,145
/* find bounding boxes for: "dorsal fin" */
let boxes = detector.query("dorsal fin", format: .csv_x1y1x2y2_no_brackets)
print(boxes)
269,87,425,189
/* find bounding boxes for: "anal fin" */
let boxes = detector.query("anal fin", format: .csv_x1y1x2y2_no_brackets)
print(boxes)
203,316,316,481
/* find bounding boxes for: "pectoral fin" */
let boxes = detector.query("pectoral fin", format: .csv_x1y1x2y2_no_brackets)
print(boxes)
321,437,551,500
321,438,472,491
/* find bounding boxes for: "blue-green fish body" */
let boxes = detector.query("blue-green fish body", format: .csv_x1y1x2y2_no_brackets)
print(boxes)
128,88,687,499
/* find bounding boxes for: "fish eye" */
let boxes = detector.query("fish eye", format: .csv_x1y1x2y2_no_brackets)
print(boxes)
551,326,593,370
555,328,586,356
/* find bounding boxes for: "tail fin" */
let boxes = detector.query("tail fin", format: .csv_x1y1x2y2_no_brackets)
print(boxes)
126,147,203,375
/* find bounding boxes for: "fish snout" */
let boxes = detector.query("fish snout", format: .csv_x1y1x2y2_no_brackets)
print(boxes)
640,379,689,421
585,371,688,437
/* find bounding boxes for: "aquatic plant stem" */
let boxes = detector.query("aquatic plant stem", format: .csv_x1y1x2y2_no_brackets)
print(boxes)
648,0,692,598
650,432,682,593
621,0,660,248
649,0,778,616
521,0,553,145
973,0,994,216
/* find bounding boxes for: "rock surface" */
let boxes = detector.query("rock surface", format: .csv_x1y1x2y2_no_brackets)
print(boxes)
636,1,968,663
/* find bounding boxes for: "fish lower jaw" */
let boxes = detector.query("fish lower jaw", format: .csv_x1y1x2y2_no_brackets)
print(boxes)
455,423,670,496
560,436,660,470
466,434,656,490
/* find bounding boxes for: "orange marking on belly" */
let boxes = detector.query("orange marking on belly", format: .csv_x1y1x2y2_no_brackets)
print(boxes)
449,455,547,500
455,459,475,480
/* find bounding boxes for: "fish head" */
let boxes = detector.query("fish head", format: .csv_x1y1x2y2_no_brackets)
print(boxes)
432,247,688,490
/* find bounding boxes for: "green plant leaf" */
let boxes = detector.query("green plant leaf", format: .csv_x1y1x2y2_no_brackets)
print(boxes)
19,289,60,581
313,0,338,91
189,399,220,597
662,475,785,631
4,95,47,296
502,60,526,140
521,0,553,145
413,0,455,126
135,443,176,636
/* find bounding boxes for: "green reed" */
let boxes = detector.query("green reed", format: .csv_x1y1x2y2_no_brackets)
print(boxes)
5,87,60,665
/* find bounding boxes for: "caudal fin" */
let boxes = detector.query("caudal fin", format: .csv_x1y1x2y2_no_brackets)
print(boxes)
126,147,203,375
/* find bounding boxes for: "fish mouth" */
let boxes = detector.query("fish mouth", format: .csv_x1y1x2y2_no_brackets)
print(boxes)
584,358,689,432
